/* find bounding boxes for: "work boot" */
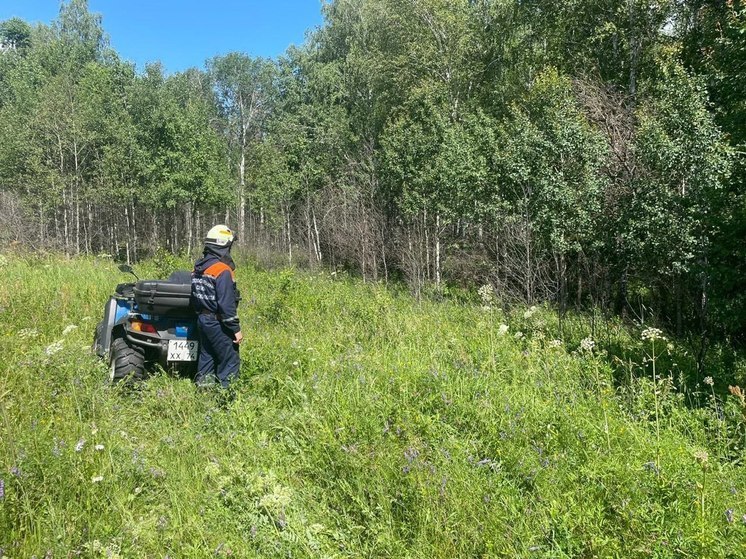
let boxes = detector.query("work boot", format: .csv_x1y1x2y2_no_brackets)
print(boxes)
195,374,218,389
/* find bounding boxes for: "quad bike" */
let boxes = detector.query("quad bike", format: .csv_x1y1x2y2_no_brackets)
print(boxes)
93,264,199,383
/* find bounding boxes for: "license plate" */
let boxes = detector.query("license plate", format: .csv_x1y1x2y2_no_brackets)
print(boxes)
168,340,198,361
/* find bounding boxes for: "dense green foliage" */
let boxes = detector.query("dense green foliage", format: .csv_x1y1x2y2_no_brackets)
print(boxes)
1,0,744,341
1,255,746,557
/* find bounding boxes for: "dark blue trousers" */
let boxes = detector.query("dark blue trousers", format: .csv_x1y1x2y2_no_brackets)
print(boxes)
196,314,240,388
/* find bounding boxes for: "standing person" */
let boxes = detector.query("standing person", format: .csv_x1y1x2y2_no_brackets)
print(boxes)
191,225,243,388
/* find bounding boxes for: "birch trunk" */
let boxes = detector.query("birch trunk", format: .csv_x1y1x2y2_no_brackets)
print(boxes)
312,207,322,263
124,204,131,264
130,198,137,261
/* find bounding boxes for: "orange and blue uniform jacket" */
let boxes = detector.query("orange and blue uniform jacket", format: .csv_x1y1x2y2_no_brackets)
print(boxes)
191,255,240,334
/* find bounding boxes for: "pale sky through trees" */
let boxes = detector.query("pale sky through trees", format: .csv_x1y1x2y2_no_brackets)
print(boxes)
0,0,324,72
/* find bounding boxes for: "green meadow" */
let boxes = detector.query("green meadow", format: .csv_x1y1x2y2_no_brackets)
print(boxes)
1,254,745,558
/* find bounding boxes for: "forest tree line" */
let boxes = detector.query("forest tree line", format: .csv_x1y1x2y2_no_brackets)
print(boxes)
0,0,744,340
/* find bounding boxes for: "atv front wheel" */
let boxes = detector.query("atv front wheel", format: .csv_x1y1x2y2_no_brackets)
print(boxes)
109,336,145,384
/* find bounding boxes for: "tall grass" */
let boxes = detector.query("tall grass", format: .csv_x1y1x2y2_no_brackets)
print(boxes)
1,254,745,558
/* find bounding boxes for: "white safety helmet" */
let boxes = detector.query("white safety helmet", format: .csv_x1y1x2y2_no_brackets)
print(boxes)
205,225,235,247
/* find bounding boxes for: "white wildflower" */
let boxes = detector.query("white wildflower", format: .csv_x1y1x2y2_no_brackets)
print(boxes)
641,327,665,341
513,331,524,340
478,284,495,306
91,475,104,483
497,324,509,336
523,306,538,319
18,328,40,339
75,438,86,452
45,340,64,356
94,444,105,451
258,484,292,510
580,337,595,352
703,376,714,387
694,450,709,466
548,339,563,349
62,324,78,336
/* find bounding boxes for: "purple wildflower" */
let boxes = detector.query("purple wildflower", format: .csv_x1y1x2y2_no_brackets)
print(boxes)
75,438,86,452
404,447,419,463
476,458,497,470
642,461,659,475
10,466,21,477
725,509,734,524
0,478,4,500
52,438,65,457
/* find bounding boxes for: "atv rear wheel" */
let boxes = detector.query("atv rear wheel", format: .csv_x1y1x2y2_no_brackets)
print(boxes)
109,336,145,384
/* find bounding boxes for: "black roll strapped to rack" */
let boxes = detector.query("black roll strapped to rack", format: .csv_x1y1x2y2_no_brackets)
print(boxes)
133,279,194,317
